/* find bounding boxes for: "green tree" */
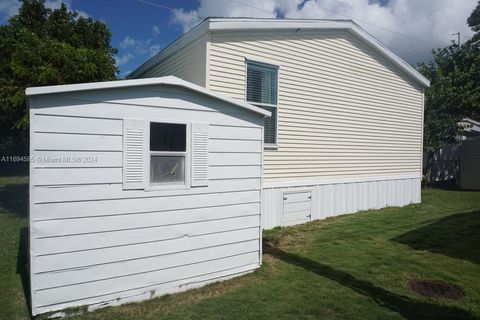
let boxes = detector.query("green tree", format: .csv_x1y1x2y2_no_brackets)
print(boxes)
0,0,118,155
418,1,480,182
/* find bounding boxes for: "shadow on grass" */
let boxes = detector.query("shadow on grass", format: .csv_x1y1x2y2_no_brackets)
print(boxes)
393,210,480,265
264,242,477,320
17,227,32,318
0,183,28,218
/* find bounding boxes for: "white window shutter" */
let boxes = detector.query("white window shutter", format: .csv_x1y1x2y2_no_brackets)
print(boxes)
123,118,145,190
191,123,209,187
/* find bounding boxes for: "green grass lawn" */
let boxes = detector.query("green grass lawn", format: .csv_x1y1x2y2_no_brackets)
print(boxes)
1,176,480,319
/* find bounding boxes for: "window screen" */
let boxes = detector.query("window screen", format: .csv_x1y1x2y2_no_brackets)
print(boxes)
150,123,186,152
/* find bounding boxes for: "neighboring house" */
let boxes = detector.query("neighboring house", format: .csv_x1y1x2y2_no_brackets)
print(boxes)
426,118,480,187
129,18,430,228
26,77,269,315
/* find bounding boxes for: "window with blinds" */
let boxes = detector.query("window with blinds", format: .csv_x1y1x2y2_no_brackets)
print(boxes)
246,61,278,145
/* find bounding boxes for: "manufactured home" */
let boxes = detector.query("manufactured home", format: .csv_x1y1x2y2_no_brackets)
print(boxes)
130,18,430,228
27,76,269,315
27,17,429,316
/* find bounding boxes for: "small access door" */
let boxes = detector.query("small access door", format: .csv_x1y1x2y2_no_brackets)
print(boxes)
283,191,312,226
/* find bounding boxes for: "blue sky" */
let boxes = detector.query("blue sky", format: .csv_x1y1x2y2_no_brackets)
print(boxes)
0,0,477,78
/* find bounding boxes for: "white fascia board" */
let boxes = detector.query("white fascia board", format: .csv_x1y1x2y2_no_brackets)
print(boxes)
25,76,271,117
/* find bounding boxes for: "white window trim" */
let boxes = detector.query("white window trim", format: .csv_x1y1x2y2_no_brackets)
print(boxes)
144,119,191,191
245,58,279,149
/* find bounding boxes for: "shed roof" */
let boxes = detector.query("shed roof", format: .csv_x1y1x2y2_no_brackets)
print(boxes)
128,17,430,88
25,75,271,117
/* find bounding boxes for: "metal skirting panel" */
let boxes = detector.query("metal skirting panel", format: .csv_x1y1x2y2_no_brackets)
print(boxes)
262,177,421,229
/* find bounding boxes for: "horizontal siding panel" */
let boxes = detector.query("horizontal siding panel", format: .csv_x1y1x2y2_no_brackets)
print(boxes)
34,133,122,151
278,127,420,140
34,202,259,237
33,165,261,187
34,114,122,135
209,125,261,140
35,251,259,308
278,93,422,119
34,217,259,260
36,239,260,290
276,120,420,137
210,165,260,179
34,190,260,220
33,151,122,168
34,168,122,186
34,178,261,203
209,152,261,166
209,139,262,153
264,168,419,180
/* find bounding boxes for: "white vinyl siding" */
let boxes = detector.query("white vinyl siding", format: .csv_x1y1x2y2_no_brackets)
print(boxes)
139,35,207,86
28,85,263,315
207,30,424,185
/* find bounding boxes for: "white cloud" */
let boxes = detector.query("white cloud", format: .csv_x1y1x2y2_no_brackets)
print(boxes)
120,36,136,49
170,0,478,64
115,52,135,66
149,44,162,56
0,0,21,21
0,0,89,21
152,25,161,36
170,8,202,33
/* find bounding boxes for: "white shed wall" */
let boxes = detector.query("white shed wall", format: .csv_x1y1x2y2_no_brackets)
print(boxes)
207,30,424,185
29,85,263,315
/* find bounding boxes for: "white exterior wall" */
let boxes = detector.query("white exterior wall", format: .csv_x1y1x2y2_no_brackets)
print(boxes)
29,85,263,315
140,35,207,86
208,30,424,183
207,29,424,228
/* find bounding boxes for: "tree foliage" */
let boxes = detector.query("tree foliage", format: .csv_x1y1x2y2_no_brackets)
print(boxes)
0,0,118,145
418,1,480,152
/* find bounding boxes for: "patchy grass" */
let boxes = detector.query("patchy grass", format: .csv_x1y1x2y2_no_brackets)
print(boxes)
0,176,479,319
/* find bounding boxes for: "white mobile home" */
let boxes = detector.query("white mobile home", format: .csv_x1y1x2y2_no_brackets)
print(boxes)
130,18,430,228
27,76,269,315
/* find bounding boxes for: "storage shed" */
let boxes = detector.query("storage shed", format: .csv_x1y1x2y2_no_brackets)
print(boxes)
26,76,269,316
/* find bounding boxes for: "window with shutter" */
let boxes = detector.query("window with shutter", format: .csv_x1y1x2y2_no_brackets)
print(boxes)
149,122,187,187
246,61,278,146
123,118,145,190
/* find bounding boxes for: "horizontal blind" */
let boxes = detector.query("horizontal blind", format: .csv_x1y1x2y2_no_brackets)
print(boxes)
246,62,278,105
